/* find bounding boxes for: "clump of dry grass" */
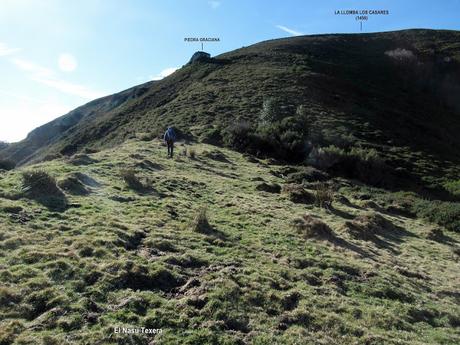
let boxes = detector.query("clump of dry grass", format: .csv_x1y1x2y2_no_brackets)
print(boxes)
136,132,154,141
189,206,212,234
282,184,314,204
120,169,144,191
188,147,196,159
57,174,90,195
344,212,393,240
21,170,59,197
21,170,67,210
314,183,334,208
291,214,334,239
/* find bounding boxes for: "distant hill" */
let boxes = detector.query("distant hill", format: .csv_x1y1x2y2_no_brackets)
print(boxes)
2,29,460,192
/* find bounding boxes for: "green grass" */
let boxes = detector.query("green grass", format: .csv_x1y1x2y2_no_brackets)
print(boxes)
0,138,459,344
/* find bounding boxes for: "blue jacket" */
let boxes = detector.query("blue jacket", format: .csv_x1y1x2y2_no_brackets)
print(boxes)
164,128,176,142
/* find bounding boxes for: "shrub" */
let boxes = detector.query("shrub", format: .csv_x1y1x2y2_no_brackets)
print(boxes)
256,113,310,161
317,128,357,149
259,98,284,125
21,170,67,210
411,199,460,233
120,169,144,191
222,103,312,161
308,145,392,187
222,121,256,151
308,145,346,170
41,153,62,162
314,183,334,208
0,159,15,171
444,180,460,198
385,48,416,61
291,214,334,239
349,147,389,185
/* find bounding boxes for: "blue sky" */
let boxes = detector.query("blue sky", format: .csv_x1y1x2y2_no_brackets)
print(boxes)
1,0,460,142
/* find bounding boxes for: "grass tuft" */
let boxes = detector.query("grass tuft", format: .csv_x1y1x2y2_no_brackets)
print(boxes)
314,183,334,208
21,170,67,210
292,214,334,239
189,206,212,234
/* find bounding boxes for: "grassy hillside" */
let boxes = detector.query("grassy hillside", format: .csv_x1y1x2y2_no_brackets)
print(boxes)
1,29,460,194
1,29,460,344
0,138,459,344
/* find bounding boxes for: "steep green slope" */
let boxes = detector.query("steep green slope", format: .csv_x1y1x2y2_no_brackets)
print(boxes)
0,138,459,344
2,29,460,193
0,81,155,165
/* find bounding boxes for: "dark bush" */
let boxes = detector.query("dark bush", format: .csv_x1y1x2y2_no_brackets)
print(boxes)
308,145,392,187
222,104,311,162
256,113,311,162
0,159,15,171
444,180,460,198
222,121,257,152
412,199,460,233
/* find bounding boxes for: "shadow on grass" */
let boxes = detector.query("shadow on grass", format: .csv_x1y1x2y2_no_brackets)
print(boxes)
328,206,355,220
344,213,417,255
28,192,68,212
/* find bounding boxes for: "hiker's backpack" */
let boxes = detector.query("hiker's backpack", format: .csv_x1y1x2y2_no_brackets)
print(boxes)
165,128,176,141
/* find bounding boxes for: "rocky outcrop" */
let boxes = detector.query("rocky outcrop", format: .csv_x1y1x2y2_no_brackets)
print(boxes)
189,51,211,64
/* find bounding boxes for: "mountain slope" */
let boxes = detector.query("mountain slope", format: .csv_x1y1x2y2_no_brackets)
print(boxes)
0,81,156,165
0,139,459,344
2,30,460,190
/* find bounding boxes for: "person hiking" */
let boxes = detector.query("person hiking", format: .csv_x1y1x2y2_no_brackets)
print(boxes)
164,126,176,158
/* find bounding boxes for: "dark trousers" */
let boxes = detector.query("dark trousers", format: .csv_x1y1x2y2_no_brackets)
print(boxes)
166,140,174,157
